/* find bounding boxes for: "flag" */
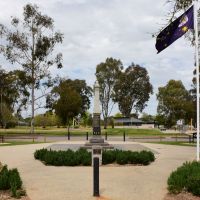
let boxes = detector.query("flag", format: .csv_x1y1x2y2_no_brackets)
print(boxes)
155,6,194,53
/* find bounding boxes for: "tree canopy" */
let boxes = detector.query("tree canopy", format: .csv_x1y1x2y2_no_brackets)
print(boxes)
140,113,155,122
0,4,63,133
113,64,153,117
53,85,82,133
157,80,194,127
57,79,92,116
96,57,123,129
0,67,29,127
47,78,92,116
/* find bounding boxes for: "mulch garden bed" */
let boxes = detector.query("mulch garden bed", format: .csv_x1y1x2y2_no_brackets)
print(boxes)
164,192,200,200
0,191,30,200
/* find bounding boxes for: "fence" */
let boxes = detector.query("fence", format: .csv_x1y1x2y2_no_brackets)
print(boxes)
0,132,194,143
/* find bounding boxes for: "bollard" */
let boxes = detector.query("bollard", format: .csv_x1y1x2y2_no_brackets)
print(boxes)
93,157,100,197
32,137,35,143
123,131,125,142
68,132,70,140
105,132,107,141
86,132,88,140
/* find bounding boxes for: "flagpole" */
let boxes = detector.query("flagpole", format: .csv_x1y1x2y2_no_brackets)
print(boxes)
194,0,200,161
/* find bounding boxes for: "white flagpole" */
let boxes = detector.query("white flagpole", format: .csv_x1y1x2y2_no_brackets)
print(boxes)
194,0,200,161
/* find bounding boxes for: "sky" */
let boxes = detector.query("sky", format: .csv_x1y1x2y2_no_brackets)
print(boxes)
0,0,195,118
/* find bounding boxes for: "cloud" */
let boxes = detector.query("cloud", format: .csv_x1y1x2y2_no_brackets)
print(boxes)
0,0,194,116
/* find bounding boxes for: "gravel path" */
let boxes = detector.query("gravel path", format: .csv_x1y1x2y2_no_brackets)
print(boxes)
0,141,196,200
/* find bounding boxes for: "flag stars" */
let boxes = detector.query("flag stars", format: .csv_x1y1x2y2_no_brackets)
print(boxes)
155,5,194,53
182,26,188,32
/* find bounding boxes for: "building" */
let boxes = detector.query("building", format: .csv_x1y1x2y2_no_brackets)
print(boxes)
113,117,156,129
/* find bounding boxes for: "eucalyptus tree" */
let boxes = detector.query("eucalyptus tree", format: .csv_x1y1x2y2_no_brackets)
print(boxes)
167,0,192,15
47,78,92,116
96,57,123,129
0,67,29,127
52,83,82,134
0,4,63,133
113,64,153,117
157,80,194,127
155,0,193,32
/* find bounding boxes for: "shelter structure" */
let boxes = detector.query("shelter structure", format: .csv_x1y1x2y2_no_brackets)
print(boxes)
114,117,156,129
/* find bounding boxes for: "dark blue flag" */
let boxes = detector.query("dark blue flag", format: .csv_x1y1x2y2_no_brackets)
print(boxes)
156,6,194,53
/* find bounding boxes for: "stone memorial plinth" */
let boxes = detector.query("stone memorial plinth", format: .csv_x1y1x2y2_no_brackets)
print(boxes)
83,80,113,150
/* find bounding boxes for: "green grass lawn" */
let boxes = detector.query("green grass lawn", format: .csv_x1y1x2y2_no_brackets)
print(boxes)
148,141,196,147
103,128,163,135
0,141,48,146
0,126,178,136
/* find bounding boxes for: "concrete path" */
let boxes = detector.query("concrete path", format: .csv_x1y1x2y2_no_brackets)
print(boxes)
0,141,196,200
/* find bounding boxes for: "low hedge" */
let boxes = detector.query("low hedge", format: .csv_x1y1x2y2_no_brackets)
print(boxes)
0,165,24,198
34,148,91,166
103,150,155,165
168,161,200,196
35,148,155,166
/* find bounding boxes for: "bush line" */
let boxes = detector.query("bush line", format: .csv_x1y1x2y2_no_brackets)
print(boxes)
34,148,155,166
0,165,24,198
168,161,200,196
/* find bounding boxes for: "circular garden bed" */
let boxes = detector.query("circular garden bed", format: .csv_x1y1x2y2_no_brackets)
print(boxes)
34,148,155,166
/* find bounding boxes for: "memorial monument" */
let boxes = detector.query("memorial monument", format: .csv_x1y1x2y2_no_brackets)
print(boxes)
93,80,101,135
84,80,113,149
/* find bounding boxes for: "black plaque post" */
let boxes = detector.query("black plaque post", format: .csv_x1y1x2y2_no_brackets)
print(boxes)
93,157,100,197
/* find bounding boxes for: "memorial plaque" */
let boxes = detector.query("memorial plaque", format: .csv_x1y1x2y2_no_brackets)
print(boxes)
93,114,100,127
93,149,101,155
93,114,101,135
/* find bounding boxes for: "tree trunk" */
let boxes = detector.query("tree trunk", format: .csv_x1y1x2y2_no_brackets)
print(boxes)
30,82,35,134
30,27,35,134
104,117,107,129
67,121,70,135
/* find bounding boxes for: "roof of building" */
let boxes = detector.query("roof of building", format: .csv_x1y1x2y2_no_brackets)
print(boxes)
114,117,143,123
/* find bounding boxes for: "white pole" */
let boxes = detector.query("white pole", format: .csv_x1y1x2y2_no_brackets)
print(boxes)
194,0,200,161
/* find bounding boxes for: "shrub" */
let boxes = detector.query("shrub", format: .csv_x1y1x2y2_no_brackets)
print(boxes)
34,148,91,166
129,152,140,164
102,150,117,164
34,148,48,161
10,182,17,198
168,161,200,196
76,149,91,166
188,174,200,196
9,169,22,190
116,151,129,165
103,149,155,165
34,148,155,166
0,165,10,190
137,151,155,165
81,153,91,166
0,165,23,198
44,150,57,165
